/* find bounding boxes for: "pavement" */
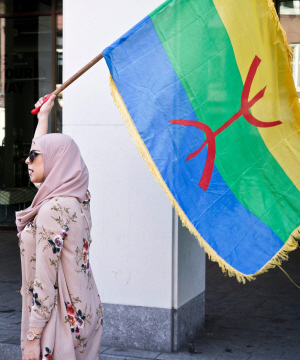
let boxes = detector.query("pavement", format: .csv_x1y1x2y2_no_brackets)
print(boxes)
0,229,300,360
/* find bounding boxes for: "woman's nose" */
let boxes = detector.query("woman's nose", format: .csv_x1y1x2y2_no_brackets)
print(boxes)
25,157,30,165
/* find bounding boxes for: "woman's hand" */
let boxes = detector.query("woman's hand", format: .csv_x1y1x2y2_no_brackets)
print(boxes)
22,339,41,360
35,94,56,121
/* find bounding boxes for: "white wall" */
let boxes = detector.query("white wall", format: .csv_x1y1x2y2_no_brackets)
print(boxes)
63,0,205,311
177,220,206,308
63,0,173,309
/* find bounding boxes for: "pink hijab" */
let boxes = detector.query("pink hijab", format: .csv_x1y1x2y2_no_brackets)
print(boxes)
15,133,89,238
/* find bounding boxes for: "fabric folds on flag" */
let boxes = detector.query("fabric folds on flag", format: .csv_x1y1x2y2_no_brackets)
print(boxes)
103,0,300,282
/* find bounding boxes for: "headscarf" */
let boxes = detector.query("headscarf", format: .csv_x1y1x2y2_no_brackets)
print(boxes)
15,133,89,238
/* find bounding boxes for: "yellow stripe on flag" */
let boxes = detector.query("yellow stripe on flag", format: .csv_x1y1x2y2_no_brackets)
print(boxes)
213,0,300,190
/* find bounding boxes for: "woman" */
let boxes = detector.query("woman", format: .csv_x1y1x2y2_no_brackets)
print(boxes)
16,95,103,360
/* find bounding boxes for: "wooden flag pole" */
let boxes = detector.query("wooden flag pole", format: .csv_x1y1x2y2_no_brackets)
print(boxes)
31,52,104,115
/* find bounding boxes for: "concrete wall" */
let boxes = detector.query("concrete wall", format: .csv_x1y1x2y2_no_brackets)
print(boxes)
63,0,206,351
177,219,206,308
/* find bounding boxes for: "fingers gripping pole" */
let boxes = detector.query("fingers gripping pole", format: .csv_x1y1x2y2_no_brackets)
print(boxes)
31,52,104,115
31,94,53,115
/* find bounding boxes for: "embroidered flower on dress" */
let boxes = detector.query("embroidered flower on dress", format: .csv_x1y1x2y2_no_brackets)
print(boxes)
74,325,81,335
65,302,87,338
82,189,91,205
83,251,87,264
32,292,41,307
66,303,76,317
44,347,52,360
60,229,68,238
83,240,89,252
81,238,91,274
25,221,34,231
54,235,63,248
75,315,84,328
48,228,68,254
68,315,76,327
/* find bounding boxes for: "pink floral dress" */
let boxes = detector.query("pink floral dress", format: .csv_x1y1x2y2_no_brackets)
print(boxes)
19,190,103,360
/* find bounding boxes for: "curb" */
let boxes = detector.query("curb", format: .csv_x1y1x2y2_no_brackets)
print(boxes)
0,343,160,360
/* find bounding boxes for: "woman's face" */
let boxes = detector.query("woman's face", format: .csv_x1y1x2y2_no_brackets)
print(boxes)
25,145,44,183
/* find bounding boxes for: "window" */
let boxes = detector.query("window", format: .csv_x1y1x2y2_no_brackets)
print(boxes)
279,0,300,97
0,1,62,226
280,1,300,15
291,44,300,91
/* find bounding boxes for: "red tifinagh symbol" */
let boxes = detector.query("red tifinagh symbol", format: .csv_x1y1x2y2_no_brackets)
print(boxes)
169,56,282,191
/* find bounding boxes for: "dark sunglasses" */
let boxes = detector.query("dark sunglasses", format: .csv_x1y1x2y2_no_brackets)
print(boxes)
28,150,42,163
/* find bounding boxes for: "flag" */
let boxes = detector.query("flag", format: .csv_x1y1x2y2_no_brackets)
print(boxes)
103,0,300,282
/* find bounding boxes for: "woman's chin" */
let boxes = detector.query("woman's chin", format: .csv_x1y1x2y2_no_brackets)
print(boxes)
32,181,42,189
30,176,38,183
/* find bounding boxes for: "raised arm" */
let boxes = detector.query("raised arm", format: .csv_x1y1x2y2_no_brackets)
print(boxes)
33,94,56,138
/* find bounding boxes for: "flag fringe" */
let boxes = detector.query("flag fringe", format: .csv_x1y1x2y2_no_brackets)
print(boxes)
266,0,294,67
266,1,300,136
109,75,299,283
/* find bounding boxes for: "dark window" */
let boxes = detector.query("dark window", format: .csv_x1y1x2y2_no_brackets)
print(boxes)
0,0,62,226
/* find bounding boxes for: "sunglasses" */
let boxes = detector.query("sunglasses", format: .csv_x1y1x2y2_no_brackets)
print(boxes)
28,150,42,163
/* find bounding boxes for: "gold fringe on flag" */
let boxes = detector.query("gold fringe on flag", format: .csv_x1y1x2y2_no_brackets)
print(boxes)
109,75,299,283
266,0,300,131
266,0,294,68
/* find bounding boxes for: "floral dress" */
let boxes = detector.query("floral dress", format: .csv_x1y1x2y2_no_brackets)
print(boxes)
19,190,103,360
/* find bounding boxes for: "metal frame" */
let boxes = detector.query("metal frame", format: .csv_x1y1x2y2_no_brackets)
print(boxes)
51,0,58,133
0,10,62,18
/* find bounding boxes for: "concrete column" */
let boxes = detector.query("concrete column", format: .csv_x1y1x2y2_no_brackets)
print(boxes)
63,0,206,352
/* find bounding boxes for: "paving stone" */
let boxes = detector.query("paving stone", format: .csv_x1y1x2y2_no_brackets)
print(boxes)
212,351,251,360
0,344,22,360
1,336,20,346
100,355,126,360
187,341,252,360
99,354,127,360
103,347,161,359
246,357,283,360
100,346,110,353
99,354,160,360
156,352,216,360
280,349,300,360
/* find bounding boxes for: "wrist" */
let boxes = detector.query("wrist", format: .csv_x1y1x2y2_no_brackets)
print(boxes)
30,337,41,343
37,114,49,122
27,328,43,341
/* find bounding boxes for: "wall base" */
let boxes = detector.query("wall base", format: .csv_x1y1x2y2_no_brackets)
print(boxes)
101,291,205,352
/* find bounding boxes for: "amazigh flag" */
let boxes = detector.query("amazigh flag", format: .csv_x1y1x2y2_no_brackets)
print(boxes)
103,0,300,282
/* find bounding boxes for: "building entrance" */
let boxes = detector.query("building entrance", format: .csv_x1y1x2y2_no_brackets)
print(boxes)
0,0,62,226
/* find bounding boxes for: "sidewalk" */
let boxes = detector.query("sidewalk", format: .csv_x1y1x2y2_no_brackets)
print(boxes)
0,229,300,360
